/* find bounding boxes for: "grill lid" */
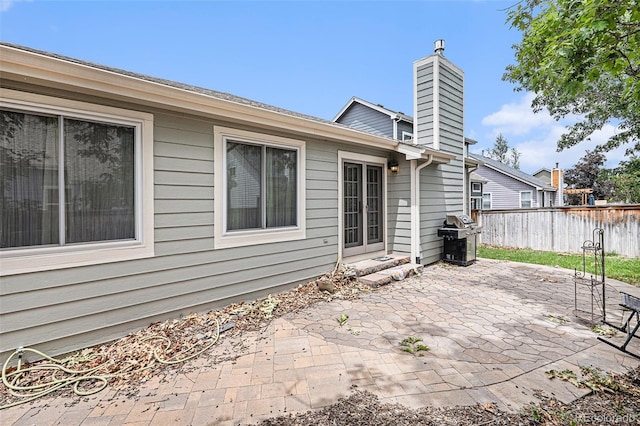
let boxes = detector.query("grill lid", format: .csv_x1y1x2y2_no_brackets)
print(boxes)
445,214,475,229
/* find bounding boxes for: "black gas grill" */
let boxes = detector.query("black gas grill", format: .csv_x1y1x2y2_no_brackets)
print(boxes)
437,214,482,266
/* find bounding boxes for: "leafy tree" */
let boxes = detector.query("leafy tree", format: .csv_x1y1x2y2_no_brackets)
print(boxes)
485,133,521,169
564,150,615,204
607,155,640,203
504,0,640,154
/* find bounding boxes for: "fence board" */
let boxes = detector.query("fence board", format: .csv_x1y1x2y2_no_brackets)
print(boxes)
478,205,640,258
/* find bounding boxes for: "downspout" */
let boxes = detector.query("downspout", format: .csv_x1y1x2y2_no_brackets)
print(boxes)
411,154,433,264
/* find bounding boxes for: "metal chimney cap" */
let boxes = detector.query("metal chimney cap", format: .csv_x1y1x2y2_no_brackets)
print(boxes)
434,39,445,55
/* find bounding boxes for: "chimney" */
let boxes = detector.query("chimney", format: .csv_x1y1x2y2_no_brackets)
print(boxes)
551,164,562,189
413,39,463,152
552,163,564,206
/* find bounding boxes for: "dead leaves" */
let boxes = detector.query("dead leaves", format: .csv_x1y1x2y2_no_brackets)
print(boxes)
1,264,366,408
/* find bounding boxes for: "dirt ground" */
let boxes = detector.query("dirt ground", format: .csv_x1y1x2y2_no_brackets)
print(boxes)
256,366,640,425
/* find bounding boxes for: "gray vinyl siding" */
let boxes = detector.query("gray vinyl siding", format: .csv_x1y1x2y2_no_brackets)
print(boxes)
335,103,392,138
387,159,412,255
397,120,414,141
534,170,552,184
415,56,465,264
0,103,347,362
418,161,464,263
475,166,539,209
1,50,472,362
415,61,434,147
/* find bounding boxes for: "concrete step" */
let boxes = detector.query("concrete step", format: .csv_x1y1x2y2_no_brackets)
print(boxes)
348,253,410,277
356,261,424,288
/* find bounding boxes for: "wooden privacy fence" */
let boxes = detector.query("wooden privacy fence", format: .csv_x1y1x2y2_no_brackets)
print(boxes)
478,205,640,258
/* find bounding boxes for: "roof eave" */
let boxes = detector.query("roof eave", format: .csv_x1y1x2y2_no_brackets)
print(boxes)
465,156,483,167
1,44,404,152
396,143,454,163
333,96,413,124
484,164,556,191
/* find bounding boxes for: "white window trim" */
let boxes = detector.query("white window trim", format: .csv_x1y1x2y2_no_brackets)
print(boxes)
401,131,413,142
0,89,154,276
520,190,533,208
471,182,482,193
214,126,306,249
482,192,492,210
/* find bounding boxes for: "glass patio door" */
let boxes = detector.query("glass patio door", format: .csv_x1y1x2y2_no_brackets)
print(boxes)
343,162,384,257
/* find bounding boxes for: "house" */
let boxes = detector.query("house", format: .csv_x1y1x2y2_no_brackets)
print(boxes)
469,153,562,209
0,40,466,362
333,98,483,216
333,97,415,142
469,172,488,211
533,167,552,185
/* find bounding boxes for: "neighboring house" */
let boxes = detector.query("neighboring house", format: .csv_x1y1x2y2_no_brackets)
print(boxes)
469,172,488,211
333,98,483,216
533,168,552,185
0,41,465,362
333,97,415,142
470,154,561,209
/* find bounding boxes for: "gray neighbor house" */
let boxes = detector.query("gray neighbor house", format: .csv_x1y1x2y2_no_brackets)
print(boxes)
0,41,469,362
469,153,562,209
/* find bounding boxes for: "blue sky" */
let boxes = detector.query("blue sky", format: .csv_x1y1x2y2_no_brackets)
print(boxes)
0,0,627,173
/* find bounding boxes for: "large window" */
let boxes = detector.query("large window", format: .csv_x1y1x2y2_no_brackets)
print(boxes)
482,193,492,210
1,110,135,248
520,191,532,208
226,141,297,231
0,90,154,275
214,127,305,248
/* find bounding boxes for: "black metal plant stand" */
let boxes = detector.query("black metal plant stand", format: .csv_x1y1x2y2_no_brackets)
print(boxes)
573,228,606,323
573,228,640,359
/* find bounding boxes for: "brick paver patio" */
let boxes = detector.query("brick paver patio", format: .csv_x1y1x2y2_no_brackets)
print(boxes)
3,259,639,425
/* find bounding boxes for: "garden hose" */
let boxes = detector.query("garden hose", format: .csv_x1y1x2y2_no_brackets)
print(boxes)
1,318,222,410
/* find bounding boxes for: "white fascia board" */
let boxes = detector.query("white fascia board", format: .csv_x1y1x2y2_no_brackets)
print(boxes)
333,97,413,127
348,97,398,119
397,144,424,160
533,168,551,176
332,96,357,121
333,97,396,122
0,45,399,151
465,157,483,167
397,143,454,163
336,96,414,123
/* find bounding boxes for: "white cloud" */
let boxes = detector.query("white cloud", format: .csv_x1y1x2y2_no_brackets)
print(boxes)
481,92,556,136
0,0,13,11
479,92,627,173
1,0,31,12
